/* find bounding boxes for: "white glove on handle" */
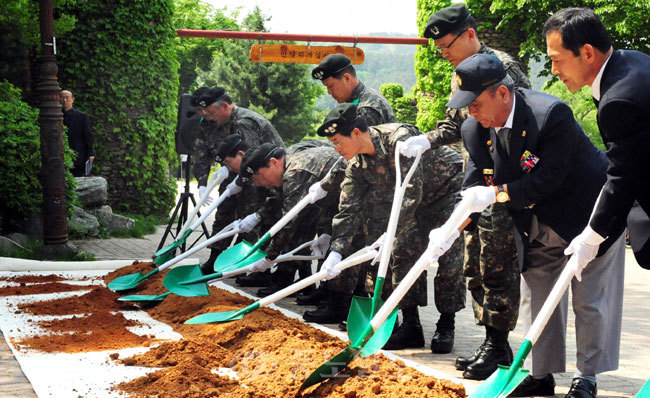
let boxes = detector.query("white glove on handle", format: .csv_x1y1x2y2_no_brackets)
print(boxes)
209,166,230,186
307,182,327,204
398,135,431,158
226,177,242,195
310,234,331,257
564,225,605,281
461,186,497,214
239,212,261,233
250,257,274,272
321,251,343,281
370,232,387,265
428,227,460,258
198,186,214,207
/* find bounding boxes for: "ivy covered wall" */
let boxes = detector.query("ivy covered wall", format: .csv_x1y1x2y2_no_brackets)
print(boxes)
56,0,179,215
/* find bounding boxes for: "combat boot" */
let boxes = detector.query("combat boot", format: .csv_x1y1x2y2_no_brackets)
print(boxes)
296,285,326,306
431,312,455,354
199,249,219,275
235,269,271,287
455,340,487,371
462,326,513,380
383,307,425,350
303,294,350,324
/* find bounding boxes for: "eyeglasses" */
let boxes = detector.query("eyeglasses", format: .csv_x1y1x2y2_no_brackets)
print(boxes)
436,30,467,50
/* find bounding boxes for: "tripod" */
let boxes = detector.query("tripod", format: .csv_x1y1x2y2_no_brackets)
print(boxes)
157,154,210,253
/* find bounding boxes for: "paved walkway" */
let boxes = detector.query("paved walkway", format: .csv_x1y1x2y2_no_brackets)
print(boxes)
2,182,648,397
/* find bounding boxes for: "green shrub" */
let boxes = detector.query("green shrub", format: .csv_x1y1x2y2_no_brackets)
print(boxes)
380,83,418,125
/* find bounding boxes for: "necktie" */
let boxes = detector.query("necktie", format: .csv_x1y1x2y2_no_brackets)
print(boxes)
496,127,511,156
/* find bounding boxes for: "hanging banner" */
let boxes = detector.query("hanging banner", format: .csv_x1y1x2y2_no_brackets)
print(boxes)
249,44,364,64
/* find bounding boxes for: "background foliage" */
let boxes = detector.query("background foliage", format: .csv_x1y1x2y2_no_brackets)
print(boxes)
56,0,179,215
380,83,418,125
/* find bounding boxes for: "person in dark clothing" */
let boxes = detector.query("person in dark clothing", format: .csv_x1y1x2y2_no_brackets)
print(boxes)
61,90,94,177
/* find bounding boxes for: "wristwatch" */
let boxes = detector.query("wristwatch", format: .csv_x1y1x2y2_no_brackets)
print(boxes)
496,185,510,203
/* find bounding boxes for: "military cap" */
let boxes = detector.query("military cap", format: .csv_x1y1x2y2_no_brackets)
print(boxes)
316,103,359,137
197,87,226,107
215,134,243,163
239,143,281,180
190,86,209,107
447,53,507,109
311,54,352,80
424,3,471,40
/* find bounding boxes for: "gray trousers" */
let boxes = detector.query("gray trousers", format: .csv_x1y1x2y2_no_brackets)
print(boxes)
520,224,625,376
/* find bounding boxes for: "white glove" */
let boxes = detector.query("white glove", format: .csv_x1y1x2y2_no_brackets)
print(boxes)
398,135,431,158
321,251,343,281
238,212,261,233
307,182,327,204
461,186,497,214
198,186,214,206
209,167,230,186
310,234,331,257
370,232,387,265
226,177,242,195
249,257,274,272
564,225,605,281
428,227,460,258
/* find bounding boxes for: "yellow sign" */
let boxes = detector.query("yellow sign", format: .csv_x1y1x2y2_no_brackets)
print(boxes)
249,44,365,64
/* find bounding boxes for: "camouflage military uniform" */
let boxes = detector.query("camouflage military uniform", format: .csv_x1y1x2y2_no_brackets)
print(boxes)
255,143,347,282
348,82,397,126
330,124,464,311
192,106,285,252
425,43,530,331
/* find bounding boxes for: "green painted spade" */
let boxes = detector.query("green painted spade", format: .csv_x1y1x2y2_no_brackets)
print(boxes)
185,245,379,324
469,255,593,398
152,174,239,265
347,142,423,347
107,219,240,292
636,380,650,398
301,189,476,390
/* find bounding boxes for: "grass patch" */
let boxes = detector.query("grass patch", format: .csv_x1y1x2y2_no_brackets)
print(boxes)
0,239,96,261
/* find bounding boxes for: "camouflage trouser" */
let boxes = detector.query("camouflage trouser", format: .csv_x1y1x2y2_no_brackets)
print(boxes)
326,234,369,296
464,203,519,331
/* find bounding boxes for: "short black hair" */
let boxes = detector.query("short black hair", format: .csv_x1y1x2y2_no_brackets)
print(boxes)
332,65,357,80
448,15,477,37
543,8,612,56
340,117,368,137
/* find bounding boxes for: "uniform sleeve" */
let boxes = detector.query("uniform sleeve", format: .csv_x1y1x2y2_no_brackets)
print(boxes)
317,156,347,193
425,107,463,149
358,106,384,127
192,129,213,187
330,163,367,257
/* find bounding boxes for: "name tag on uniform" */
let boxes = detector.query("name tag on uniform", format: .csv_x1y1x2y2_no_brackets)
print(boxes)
482,169,494,175
520,150,539,173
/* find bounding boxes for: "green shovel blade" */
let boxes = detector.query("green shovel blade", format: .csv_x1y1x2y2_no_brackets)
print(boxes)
469,365,529,398
152,230,192,264
162,264,210,297
360,307,398,357
107,267,159,291
636,379,650,398
184,302,260,324
212,240,266,272
118,291,172,302
300,345,360,390
347,295,398,358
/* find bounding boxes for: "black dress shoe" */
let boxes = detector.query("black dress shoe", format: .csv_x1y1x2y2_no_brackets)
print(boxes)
455,341,487,371
430,327,454,353
382,322,425,350
508,374,555,397
338,320,347,331
296,287,325,306
565,378,597,398
462,340,513,380
236,270,271,287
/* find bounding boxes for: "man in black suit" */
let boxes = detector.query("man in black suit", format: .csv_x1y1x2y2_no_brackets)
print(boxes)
544,8,650,271
61,90,94,177
433,54,625,398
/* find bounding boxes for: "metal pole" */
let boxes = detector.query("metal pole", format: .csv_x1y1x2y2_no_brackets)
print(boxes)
177,29,429,46
38,0,68,245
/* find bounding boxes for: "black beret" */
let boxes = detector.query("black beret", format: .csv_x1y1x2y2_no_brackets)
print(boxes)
424,3,471,39
311,54,352,80
190,86,209,107
447,54,507,109
196,87,226,107
239,143,281,180
215,134,244,163
316,103,359,137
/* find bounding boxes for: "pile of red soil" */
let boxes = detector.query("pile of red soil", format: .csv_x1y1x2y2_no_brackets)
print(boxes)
4,264,466,397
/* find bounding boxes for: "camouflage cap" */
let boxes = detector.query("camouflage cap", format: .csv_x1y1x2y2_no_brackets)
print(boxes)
311,54,352,80
215,134,243,163
447,54,507,109
239,142,281,180
424,3,471,39
190,87,210,107
197,87,226,107
316,103,359,137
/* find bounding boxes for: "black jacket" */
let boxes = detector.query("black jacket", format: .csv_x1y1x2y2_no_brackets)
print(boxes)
462,89,620,269
63,107,94,170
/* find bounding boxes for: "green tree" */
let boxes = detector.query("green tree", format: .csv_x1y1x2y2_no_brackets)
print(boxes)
172,0,238,98
197,7,324,144
380,83,418,125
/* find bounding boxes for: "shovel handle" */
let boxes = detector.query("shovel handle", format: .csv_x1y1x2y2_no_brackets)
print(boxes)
186,186,235,233
158,222,240,271
524,256,579,344
178,171,224,236
257,248,378,308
